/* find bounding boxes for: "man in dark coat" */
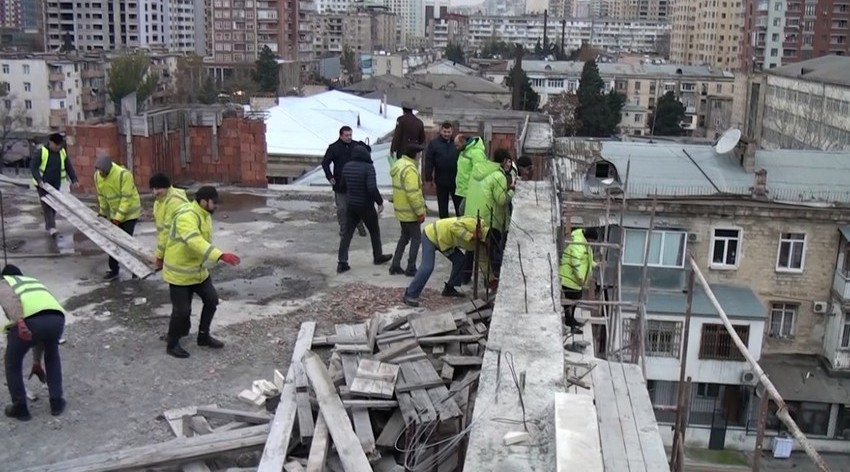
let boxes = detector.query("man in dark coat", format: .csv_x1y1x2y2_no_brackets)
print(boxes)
322,126,366,237
390,101,426,161
424,121,461,218
31,133,79,236
336,142,392,273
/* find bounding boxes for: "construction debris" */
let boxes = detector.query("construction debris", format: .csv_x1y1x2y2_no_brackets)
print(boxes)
25,300,494,472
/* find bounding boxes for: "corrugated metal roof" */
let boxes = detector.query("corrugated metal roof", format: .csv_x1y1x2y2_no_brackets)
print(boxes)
622,283,766,320
260,90,404,157
753,149,850,198
762,354,850,404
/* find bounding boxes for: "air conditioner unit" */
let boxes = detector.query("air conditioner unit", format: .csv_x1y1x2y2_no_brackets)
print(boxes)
813,301,829,314
741,370,758,386
687,232,700,243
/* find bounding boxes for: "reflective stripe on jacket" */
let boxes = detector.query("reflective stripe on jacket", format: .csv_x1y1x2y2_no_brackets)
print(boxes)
454,137,487,198
424,216,489,254
31,147,67,186
154,187,189,259
95,163,141,222
390,155,426,222
559,229,594,290
3,275,65,330
162,201,223,286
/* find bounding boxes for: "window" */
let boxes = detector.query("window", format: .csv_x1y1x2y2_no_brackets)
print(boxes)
841,312,850,348
699,323,749,360
623,229,687,267
710,229,740,267
634,113,643,123
548,79,564,88
777,233,806,272
769,303,797,338
24,99,31,109
25,117,32,127
22,64,29,74
624,319,683,358
23,82,31,92
634,81,641,91
1,64,7,74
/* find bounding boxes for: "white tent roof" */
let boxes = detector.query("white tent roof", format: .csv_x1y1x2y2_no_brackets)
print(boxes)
293,142,395,188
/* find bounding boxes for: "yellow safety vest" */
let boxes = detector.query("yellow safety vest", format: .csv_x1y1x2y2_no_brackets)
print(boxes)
3,275,65,330
31,147,68,186
154,187,189,259
390,156,426,222
94,163,141,222
162,201,223,286
424,216,488,254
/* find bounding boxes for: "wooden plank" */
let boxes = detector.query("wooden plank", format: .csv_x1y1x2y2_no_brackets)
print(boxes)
20,424,270,472
408,311,458,337
425,386,462,420
609,362,647,471
284,461,306,472
396,393,420,426
302,350,373,472
384,352,428,365
396,359,445,392
375,410,406,448
449,370,480,394
258,321,316,472
340,354,376,454
211,421,249,433
441,363,454,382
590,361,631,471
555,393,604,472
294,341,314,442
305,415,329,472
195,407,271,425
367,315,382,351
350,359,399,399
621,363,669,472
372,339,418,363
375,331,415,343
163,406,213,472
442,355,483,367
416,334,484,345
335,324,371,353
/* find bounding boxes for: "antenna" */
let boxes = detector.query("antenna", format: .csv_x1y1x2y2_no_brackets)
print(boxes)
714,128,742,155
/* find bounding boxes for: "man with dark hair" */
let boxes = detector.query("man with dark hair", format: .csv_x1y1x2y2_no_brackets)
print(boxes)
516,156,534,180
162,186,240,358
0,264,66,421
336,143,392,273
424,121,461,218
322,126,366,237
560,227,599,334
31,133,79,236
94,154,141,281
149,173,188,269
390,101,425,162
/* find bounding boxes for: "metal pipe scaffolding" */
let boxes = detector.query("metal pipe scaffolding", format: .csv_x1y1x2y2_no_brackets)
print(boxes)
688,256,832,472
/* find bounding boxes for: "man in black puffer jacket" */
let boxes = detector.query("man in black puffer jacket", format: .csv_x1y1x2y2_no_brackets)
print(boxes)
336,142,393,273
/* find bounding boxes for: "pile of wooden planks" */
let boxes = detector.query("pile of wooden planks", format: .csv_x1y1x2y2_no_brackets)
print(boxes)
39,183,157,278
22,300,493,472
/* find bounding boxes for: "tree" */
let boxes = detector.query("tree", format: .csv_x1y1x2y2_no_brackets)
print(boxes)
505,65,540,112
534,39,543,57
445,42,466,65
477,38,514,59
107,52,160,114
542,92,581,137
575,60,625,137
341,45,359,82
252,46,279,94
652,91,686,136
174,54,219,104
569,43,598,62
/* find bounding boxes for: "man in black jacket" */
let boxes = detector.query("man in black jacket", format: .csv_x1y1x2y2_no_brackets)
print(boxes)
321,126,366,237
31,133,80,236
424,121,461,218
336,143,393,273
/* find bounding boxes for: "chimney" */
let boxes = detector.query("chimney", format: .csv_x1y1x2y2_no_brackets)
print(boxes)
752,169,768,198
742,141,757,172
357,113,361,127
382,93,388,118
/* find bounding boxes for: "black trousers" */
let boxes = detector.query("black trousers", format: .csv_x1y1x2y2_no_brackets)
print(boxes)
5,311,65,407
391,221,421,271
338,204,383,263
562,287,583,322
488,229,506,279
37,186,57,230
108,219,138,274
167,277,219,339
435,184,462,219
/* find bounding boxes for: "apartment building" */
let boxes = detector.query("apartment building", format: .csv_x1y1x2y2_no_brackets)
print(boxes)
428,13,469,49
610,0,670,20
485,0,526,16
571,0,613,17
548,0,572,17
206,0,299,66
0,53,108,132
740,0,850,73
467,15,671,54
670,0,744,70
309,9,401,55
562,138,850,450
44,0,201,53
384,0,425,45
745,55,850,152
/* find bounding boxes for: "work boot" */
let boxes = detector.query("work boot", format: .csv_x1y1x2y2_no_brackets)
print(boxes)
404,267,417,277
337,262,351,273
103,271,119,281
389,265,405,275
4,404,31,421
403,294,420,307
166,337,190,359
50,398,66,416
441,284,464,298
569,325,584,335
197,333,225,349
373,254,392,265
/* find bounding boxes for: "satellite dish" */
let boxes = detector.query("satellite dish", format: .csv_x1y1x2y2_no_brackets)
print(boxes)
714,128,742,154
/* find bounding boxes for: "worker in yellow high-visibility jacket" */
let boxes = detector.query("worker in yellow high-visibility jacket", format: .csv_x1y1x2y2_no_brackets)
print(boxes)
149,173,189,269
30,133,79,236
388,143,427,277
559,227,599,334
94,154,141,281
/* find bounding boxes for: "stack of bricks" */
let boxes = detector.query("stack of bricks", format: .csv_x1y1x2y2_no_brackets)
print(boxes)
66,117,268,193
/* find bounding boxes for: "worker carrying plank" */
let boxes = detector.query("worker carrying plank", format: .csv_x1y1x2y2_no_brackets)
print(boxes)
0,265,66,421
403,216,489,307
162,186,240,359
94,154,141,281
149,173,189,270
31,133,80,236
560,227,599,335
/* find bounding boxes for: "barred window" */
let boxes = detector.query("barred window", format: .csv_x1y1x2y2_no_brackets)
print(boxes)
699,323,749,361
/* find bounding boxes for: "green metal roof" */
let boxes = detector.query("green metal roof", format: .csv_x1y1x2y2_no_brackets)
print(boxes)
622,283,766,320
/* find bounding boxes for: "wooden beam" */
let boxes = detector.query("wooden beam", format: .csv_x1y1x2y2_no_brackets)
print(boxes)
257,321,316,472
305,415,330,472
372,338,418,363
302,350,372,472
416,334,484,345
194,407,271,425
442,355,484,367
163,406,214,472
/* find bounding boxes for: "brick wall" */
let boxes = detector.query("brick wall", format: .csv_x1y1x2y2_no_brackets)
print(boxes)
66,118,267,193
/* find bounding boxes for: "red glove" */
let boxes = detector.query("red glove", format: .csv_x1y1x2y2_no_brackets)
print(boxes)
111,219,120,225
16,319,32,342
219,253,241,266
29,363,46,383
155,258,163,270
418,214,426,224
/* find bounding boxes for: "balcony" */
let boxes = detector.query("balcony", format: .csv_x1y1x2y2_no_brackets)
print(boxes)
81,68,104,79
49,72,64,82
49,89,66,99
834,270,850,300
82,98,104,112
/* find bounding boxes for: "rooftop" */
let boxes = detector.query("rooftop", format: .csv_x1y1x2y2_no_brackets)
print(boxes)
767,55,850,88
410,59,477,76
516,60,736,79
412,73,511,95
361,87,503,111
622,284,766,320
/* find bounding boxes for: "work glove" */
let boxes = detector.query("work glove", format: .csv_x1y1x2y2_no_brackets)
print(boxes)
219,253,241,266
29,363,46,384
155,258,163,270
16,319,32,342
418,214,426,224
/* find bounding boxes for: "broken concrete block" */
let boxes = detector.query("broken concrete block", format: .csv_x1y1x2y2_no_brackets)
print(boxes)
252,379,278,396
238,388,265,406
503,431,530,446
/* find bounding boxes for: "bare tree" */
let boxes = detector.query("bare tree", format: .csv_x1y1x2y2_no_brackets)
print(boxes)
762,85,835,151
0,91,29,168
543,91,581,137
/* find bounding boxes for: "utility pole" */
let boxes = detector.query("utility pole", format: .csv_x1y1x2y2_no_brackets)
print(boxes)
511,44,524,111
560,19,566,58
543,9,549,56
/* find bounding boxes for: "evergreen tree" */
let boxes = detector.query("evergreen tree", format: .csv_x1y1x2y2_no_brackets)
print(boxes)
534,40,543,57
445,43,466,65
107,52,160,114
575,60,625,137
505,65,540,111
252,46,279,94
652,91,686,136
